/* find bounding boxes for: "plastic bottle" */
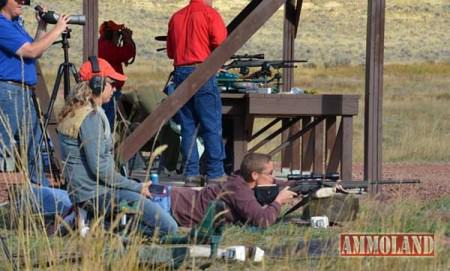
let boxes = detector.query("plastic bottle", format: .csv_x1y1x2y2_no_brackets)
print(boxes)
150,171,159,184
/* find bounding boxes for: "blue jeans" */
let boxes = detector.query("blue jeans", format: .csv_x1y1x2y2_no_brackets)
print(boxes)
150,185,172,214
0,81,48,186
95,190,178,236
173,67,225,179
32,186,72,216
102,89,121,131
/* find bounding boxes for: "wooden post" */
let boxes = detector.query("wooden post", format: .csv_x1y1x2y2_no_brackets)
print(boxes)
364,0,385,192
281,0,299,169
83,0,98,61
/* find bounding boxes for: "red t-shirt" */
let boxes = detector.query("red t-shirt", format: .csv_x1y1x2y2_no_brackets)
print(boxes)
167,0,227,66
98,37,136,88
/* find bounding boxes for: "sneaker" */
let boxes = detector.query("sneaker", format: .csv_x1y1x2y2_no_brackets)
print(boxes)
184,176,204,187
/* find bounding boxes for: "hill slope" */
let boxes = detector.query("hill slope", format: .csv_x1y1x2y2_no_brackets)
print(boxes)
21,0,449,71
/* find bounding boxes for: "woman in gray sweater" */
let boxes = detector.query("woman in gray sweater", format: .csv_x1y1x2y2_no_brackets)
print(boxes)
57,58,177,237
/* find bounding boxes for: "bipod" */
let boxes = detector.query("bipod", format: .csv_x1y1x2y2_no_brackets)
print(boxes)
30,29,80,183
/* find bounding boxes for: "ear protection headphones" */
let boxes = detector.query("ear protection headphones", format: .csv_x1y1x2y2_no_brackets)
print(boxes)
88,56,106,96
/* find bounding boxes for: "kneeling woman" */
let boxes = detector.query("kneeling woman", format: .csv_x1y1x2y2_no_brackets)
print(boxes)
57,57,177,236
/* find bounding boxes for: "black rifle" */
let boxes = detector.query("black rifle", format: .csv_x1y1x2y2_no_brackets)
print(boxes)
254,178,420,218
224,59,307,70
282,178,420,218
230,53,265,60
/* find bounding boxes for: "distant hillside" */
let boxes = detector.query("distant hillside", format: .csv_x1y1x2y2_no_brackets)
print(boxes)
21,0,449,72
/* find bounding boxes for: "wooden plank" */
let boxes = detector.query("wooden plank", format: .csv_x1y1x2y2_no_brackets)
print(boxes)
232,117,247,170
289,122,301,169
294,0,304,38
325,116,337,167
268,117,324,157
248,117,301,153
364,0,385,192
281,0,298,169
326,120,342,174
341,116,353,180
118,0,286,162
313,118,324,174
248,94,359,116
301,117,313,171
251,118,280,140
83,0,98,61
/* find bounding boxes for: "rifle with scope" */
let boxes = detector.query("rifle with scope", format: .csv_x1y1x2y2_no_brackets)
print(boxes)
254,173,420,217
223,59,307,71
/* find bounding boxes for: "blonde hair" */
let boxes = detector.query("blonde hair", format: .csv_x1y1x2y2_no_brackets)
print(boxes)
58,81,97,121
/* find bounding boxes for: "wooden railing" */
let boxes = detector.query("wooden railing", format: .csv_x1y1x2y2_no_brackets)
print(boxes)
222,93,360,179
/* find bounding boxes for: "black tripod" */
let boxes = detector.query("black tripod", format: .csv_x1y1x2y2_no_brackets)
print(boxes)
30,29,80,182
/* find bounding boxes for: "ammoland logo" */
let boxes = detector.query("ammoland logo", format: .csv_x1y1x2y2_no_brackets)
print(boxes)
339,233,435,257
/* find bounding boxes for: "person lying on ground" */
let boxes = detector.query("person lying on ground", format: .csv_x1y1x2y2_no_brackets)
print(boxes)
152,152,298,228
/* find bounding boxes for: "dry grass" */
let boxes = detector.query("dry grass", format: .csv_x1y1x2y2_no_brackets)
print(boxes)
20,0,449,71
3,3,448,269
1,196,448,270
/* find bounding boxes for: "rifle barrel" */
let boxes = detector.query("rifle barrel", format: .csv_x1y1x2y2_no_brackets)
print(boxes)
230,53,265,60
224,59,308,69
326,179,421,188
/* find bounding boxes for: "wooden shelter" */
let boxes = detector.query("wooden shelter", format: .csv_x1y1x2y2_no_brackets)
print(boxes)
0,0,385,203
82,0,385,186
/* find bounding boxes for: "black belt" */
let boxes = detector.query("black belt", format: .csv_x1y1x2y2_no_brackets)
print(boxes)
0,80,36,90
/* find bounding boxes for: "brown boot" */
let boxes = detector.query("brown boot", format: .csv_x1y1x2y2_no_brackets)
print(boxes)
207,175,228,184
184,176,204,187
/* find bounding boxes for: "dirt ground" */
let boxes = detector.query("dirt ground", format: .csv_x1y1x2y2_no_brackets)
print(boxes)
352,163,450,200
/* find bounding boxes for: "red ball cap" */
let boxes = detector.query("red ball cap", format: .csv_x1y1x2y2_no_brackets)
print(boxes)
79,58,127,82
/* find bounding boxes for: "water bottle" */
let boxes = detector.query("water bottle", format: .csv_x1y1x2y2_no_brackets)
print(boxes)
150,171,159,185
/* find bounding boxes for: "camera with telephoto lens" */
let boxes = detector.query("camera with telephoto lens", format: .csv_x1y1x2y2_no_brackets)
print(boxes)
34,5,85,26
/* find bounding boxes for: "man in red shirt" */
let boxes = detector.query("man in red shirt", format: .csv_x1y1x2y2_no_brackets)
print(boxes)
98,20,136,130
167,0,228,186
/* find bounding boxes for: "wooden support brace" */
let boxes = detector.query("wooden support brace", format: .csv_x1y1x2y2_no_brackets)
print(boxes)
301,117,313,171
313,118,324,174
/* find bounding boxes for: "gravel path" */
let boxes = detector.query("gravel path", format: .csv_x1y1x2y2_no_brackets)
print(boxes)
352,163,450,200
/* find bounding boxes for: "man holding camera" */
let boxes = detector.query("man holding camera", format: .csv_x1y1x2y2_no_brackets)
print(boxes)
98,20,136,130
0,0,72,217
167,0,227,186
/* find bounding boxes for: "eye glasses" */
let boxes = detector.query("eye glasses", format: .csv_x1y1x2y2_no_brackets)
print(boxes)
260,171,274,177
15,0,31,5
105,78,115,85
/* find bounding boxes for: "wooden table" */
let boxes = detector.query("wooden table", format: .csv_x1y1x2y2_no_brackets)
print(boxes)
221,93,359,179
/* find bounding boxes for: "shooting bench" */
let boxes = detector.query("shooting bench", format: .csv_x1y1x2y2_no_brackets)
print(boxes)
222,93,359,179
